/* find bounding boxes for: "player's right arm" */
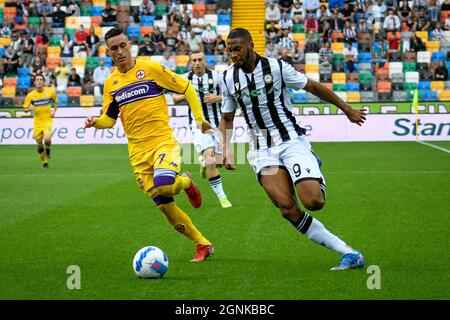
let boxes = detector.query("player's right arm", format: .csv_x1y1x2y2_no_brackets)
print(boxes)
218,76,237,170
23,93,32,113
85,77,117,129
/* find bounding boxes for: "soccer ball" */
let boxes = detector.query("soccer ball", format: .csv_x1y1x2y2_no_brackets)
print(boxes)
132,246,169,279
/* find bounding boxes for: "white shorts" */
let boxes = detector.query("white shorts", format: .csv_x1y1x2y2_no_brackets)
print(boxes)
247,136,326,194
192,129,222,155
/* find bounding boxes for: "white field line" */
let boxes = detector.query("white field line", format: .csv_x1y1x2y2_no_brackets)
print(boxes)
417,141,450,155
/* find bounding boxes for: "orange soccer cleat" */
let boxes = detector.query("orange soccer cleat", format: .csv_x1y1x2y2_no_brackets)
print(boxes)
190,244,214,262
181,172,202,208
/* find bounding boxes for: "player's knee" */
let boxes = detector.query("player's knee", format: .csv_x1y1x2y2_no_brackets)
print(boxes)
153,175,175,196
37,145,44,153
204,155,216,168
303,196,325,211
44,138,51,145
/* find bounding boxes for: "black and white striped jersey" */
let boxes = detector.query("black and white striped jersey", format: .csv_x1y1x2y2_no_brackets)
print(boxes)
182,70,222,129
221,54,308,149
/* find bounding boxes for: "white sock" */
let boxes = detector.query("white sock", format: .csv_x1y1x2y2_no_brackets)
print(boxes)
209,175,227,200
294,213,356,255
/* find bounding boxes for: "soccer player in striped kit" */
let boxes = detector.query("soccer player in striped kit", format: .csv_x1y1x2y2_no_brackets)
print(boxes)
219,28,367,270
174,51,233,209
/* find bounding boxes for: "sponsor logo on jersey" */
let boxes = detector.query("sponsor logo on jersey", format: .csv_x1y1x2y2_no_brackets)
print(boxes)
112,80,162,105
32,98,52,106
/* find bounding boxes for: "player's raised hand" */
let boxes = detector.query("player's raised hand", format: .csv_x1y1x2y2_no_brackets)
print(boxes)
85,116,97,128
222,149,236,170
344,106,367,126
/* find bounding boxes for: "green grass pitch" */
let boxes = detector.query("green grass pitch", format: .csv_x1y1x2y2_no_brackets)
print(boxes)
0,142,449,300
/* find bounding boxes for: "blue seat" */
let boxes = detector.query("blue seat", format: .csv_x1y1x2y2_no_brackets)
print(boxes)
58,94,68,107
0,47,5,58
140,15,154,26
428,91,438,101
329,0,345,9
17,77,31,89
205,55,215,67
100,57,112,67
292,92,307,103
446,61,450,71
92,6,104,16
358,52,371,63
344,63,358,73
217,14,231,26
431,52,446,62
419,89,430,100
346,83,360,91
127,26,140,38
418,81,431,90
18,67,31,76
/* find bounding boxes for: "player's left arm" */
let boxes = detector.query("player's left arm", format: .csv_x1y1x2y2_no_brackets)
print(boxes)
280,60,366,126
51,88,58,117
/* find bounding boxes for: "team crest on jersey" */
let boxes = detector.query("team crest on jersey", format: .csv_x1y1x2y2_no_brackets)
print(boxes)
113,80,119,85
264,74,273,84
136,70,145,79
208,78,214,85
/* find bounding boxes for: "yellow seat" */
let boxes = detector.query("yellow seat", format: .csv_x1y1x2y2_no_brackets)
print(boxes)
47,46,61,57
2,86,16,97
431,81,445,91
292,33,306,43
65,16,79,29
175,55,190,66
416,31,428,43
80,95,95,107
0,37,11,47
305,63,319,73
72,57,86,68
331,42,344,53
93,0,106,6
347,92,361,102
332,72,346,84
426,41,440,52
438,90,450,101
98,45,107,57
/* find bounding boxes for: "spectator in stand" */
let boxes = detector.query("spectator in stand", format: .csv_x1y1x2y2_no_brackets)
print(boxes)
330,9,344,32
201,23,217,55
214,34,226,56
343,21,357,44
52,3,67,28
291,0,306,24
68,67,81,87
19,30,34,68
265,41,279,59
186,30,203,53
2,46,19,76
191,10,205,36
356,18,370,33
101,2,118,27
138,34,154,56
27,23,37,38
427,0,439,24
304,12,318,33
319,41,333,66
279,48,293,65
75,25,88,46
317,4,331,25
264,21,282,45
383,8,401,33
1,18,12,38
140,0,155,16
434,61,448,81
320,21,332,43
216,0,232,14
279,29,294,51
93,59,110,95
292,42,305,64
304,29,319,53
373,38,388,68
431,22,444,41
86,26,100,57
445,14,450,31
343,42,358,73
60,32,74,66
280,12,293,33
278,0,294,14
304,0,320,12
37,0,53,17
266,1,281,25
165,29,180,53
340,1,355,23
176,40,189,55
151,26,166,54
368,0,387,26
387,30,400,52
30,55,45,79
54,59,70,93
161,49,176,72
416,11,430,31
67,0,81,17
409,32,426,52
443,0,450,10
399,1,412,22
36,15,52,45
42,65,56,87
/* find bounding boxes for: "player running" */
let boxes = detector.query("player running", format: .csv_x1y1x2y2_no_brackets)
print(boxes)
173,51,232,209
219,28,367,270
23,74,58,169
84,28,214,262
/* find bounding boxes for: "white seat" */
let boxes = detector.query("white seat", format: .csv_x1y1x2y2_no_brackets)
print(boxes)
204,14,218,27
405,71,419,83
388,62,403,78
305,72,319,82
305,53,319,65
335,91,347,102
150,55,164,63
417,51,431,64
78,16,91,29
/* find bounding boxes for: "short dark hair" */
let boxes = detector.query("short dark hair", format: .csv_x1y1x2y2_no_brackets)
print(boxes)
34,74,44,82
105,27,125,42
228,28,253,43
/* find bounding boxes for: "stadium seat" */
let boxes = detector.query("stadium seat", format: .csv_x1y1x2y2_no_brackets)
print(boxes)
101,57,113,67
403,62,416,72
175,55,189,66
347,92,361,103
305,53,319,65
388,62,403,79
346,83,360,91
393,90,407,101
426,41,440,52
430,81,445,92
3,77,17,87
46,57,60,69
17,77,31,89
205,55,216,67
306,73,319,82
92,6,104,16
305,64,319,73
68,86,82,96
292,91,307,103
218,14,231,26
47,46,61,57
417,51,431,64
431,51,446,62
332,83,347,91
331,42,344,53
18,67,31,77
2,86,16,97
127,26,140,39
80,95,95,107
140,15,154,27
332,73,346,84
377,81,392,92
360,91,375,102
57,94,68,107
204,14,218,27
335,91,347,102
357,52,371,64
405,71,420,83
438,90,450,101
320,73,332,82
140,26,153,37
418,81,431,90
